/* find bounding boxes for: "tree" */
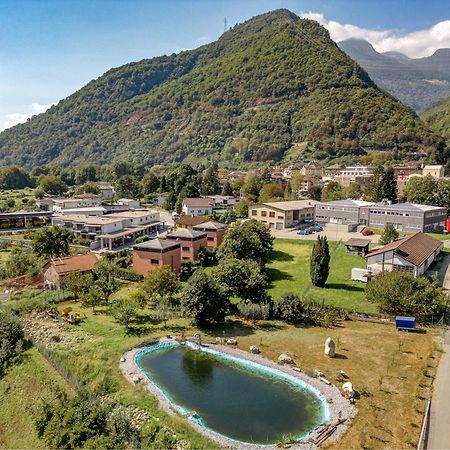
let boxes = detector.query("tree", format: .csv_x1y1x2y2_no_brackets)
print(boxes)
153,297,176,328
321,181,343,201
221,181,233,196
141,172,160,196
82,285,104,311
0,166,32,189
159,175,167,193
364,166,397,202
237,301,270,325
308,185,322,201
181,270,229,327
343,182,362,199
217,220,274,266
366,272,447,321
80,182,100,195
110,298,138,330
39,175,68,195
32,226,74,259
234,199,252,218
143,266,181,304
0,311,24,375
242,176,261,200
259,183,284,202
200,163,220,195
75,165,97,184
115,175,141,199
310,236,330,287
379,224,399,245
212,258,268,302
63,272,94,298
402,175,437,205
284,180,292,199
0,246,40,279
92,260,121,301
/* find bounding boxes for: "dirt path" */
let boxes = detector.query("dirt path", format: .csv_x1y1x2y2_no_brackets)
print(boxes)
426,254,450,450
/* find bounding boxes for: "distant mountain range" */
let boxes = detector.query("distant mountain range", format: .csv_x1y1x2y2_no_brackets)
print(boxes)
338,38,450,111
0,10,440,168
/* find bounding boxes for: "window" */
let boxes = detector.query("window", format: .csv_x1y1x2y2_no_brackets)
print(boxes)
393,264,413,273
269,212,275,218
261,211,267,217
252,210,257,216
207,237,214,242
278,216,283,220
182,246,190,252
150,259,159,265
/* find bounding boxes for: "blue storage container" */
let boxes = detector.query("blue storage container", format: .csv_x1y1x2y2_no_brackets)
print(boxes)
395,316,416,331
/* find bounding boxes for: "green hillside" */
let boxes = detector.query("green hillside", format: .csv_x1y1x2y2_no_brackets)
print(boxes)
0,9,439,168
421,96,450,143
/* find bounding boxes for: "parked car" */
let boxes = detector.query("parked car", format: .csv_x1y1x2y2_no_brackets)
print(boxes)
297,229,311,235
312,225,323,232
361,228,373,236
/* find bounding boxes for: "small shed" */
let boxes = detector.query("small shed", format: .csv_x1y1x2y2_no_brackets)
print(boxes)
345,238,371,256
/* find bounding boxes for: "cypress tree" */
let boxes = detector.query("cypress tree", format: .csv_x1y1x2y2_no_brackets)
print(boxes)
310,236,330,287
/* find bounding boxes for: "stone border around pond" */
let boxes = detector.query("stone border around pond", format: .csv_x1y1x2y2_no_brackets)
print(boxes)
120,338,357,449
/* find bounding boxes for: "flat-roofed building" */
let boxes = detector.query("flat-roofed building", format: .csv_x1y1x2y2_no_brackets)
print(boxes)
248,200,316,230
423,165,444,179
314,200,375,226
365,232,443,277
367,203,447,232
192,221,228,247
52,195,102,212
166,228,208,261
133,239,181,275
0,211,53,230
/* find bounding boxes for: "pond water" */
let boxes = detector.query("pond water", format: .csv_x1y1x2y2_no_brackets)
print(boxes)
137,343,326,445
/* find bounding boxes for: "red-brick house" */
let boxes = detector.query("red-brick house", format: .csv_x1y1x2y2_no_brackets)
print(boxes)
44,253,99,288
132,239,181,276
192,221,228,247
166,229,208,262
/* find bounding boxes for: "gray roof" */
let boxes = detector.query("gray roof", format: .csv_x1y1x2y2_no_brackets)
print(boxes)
166,229,207,239
134,239,179,251
192,221,228,231
317,199,374,208
370,202,446,212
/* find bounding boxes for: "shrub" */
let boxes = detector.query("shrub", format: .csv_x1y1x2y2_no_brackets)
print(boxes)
0,311,24,375
135,235,150,244
237,301,270,325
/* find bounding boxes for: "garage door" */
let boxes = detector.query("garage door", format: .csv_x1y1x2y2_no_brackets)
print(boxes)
276,223,283,230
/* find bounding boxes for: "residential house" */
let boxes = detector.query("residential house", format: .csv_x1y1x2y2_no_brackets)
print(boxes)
166,228,208,261
95,182,115,200
300,162,323,178
209,195,239,208
44,253,100,288
248,200,316,230
192,221,228,247
365,232,443,277
182,198,214,216
132,239,181,275
423,165,444,179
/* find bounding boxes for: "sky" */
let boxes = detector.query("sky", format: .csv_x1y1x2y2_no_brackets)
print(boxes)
0,0,449,132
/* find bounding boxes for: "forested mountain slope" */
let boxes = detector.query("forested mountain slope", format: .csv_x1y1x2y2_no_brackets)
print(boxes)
0,10,439,168
422,96,450,143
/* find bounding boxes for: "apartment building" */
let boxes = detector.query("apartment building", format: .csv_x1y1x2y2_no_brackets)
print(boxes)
192,221,228,247
300,162,323,178
248,200,316,230
166,228,208,261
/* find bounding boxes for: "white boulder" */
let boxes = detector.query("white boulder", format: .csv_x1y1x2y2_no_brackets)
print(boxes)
278,353,294,364
324,337,336,357
226,338,238,345
249,345,260,354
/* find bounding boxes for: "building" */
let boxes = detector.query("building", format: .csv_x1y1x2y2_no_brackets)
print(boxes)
209,195,239,208
51,195,102,213
95,182,115,200
300,162,323,178
176,215,210,229
315,200,375,226
365,232,443,277
117,198,140,209
345,238,371,256
182,198,214,216
367,203,446,232
166,228,208,261
132,239,181,276
52,209,160,250
300,176,322,194
322,164,344,182
60,206,107,216
0,211,53,230
423,165,444,179
192,221,228,247
248,200,316,230
44,253,99,288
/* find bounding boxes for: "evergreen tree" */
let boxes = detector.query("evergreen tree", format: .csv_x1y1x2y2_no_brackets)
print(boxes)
284,181,292,199
310,236,330,287
221,181,233,196
379,224,399,245
381,167,397,202
159,175,167,193
365,166,397,202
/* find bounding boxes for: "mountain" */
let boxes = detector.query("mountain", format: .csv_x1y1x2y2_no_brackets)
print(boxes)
338,38,450,111
0,10,439,168
421,96,450,142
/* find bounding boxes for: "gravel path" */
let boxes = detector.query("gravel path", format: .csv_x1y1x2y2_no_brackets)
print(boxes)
120,338,357,449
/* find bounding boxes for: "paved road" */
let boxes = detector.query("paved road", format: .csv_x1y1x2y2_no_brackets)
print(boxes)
426,255,450,450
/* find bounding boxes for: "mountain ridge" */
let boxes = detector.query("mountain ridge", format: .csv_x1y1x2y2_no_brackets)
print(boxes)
0,10,440,168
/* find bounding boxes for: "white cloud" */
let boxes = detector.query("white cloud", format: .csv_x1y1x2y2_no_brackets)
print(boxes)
300,11,450,58
198,36,209,43
0,102,55,132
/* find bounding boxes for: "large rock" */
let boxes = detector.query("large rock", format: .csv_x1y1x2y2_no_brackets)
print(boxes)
131,374,143,384
278,353,294,365
249,345,260,354
226,339,238,346
342,381,354,399
324,337,336,358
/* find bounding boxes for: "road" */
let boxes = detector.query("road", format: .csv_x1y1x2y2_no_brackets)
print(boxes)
426,254,450,450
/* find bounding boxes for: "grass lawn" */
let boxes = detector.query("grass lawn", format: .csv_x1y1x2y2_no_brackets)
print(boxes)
29,300,443,450
0,346,73,449
267,239,376,313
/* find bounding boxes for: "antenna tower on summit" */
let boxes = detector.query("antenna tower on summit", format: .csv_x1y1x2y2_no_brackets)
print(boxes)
224,17,227,33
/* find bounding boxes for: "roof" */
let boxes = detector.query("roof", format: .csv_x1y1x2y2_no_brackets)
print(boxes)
192,221,228,231
176,215,210,227
50,253,99,275
365,232,443,267
134,238,180,251
0,211,53,219
108,210,158,219
54,214,123,225
423,165,443,170
167,228,207,239
182,197,214,208
317,199,375,208
251,200,317,211
345,238,371,248
370,202,446,212
61,207,106,214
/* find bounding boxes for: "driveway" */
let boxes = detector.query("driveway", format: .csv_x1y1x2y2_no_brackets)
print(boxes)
426,254,450,450
271,227,380,244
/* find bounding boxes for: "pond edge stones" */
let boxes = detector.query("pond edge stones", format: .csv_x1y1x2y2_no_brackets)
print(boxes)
119,338,357,450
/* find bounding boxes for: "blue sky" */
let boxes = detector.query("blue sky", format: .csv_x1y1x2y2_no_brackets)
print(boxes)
1,0,449,131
